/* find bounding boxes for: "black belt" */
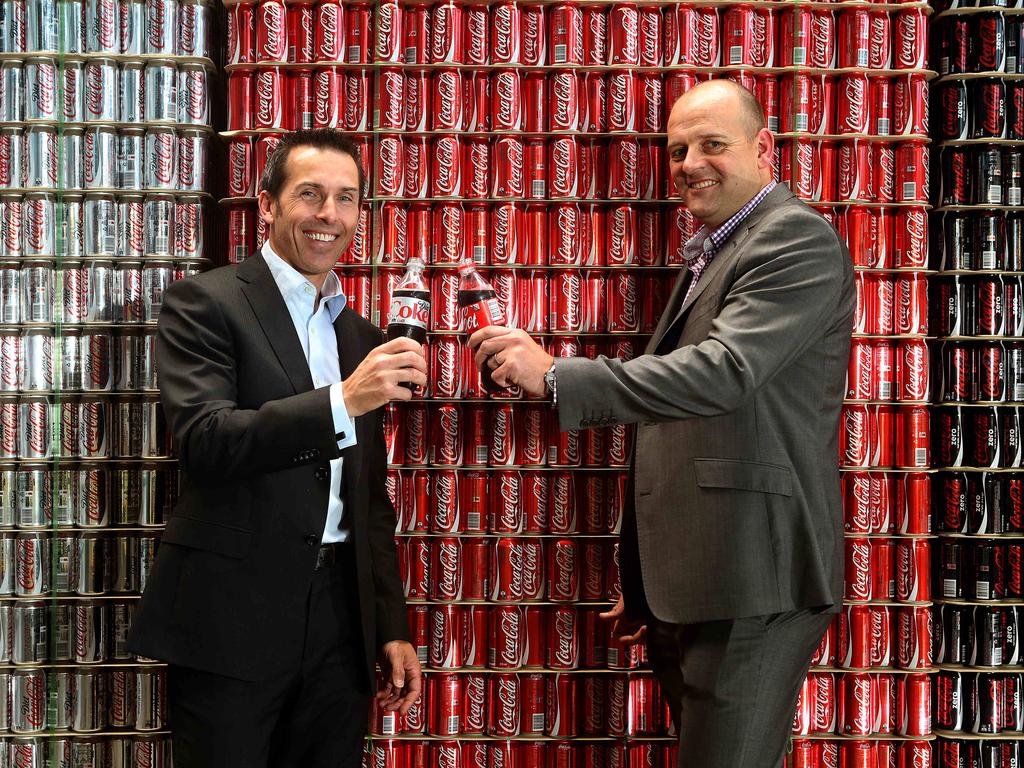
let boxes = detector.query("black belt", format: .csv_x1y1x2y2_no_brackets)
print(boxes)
314,543,349,570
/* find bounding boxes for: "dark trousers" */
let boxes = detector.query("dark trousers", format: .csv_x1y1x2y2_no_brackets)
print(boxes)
647,608,833,768
168,547,370,768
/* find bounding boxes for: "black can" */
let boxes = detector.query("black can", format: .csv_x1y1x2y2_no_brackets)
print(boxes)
977,145,1004,205
1000,406,1023,467
941,540,965,598
939,471,970,533
936,669,966,730
937,80,971,141
972,78,1008,139
1008,80,1024,139
970,406,1002,468
939,147,972,206
935,212,975,271
973,13,1007,73
977,212,1007,271
934,406,967,467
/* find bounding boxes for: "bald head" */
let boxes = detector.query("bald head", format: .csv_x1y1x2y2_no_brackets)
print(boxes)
670,79,767,140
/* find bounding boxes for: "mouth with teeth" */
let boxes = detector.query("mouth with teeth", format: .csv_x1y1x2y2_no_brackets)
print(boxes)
304,231,339,243
687,179,718,190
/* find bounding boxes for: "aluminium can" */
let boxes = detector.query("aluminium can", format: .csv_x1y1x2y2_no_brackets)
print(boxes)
142,58,176,121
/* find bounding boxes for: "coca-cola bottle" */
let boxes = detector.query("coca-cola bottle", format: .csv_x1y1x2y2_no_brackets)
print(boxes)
457,259,507,393
387,258,430,389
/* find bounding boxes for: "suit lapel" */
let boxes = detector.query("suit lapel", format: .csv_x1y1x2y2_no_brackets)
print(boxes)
650,186,795,351
333,308,366,492
238,253,315,394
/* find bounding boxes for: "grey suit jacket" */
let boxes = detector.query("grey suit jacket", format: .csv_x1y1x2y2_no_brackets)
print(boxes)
556,185,855,624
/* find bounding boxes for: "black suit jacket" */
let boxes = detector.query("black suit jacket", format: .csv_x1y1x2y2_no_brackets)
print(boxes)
128,253,409,683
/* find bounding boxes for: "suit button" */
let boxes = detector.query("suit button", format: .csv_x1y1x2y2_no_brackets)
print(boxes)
305,534,318,546
315,467,329,481
310,448,320,457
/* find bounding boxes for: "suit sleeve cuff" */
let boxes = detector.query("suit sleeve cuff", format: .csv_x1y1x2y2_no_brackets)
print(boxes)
330,382,358,450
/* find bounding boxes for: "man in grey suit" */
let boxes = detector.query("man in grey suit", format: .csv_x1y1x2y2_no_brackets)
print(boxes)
470,80,855,766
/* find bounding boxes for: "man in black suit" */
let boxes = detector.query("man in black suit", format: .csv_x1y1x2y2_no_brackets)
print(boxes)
129,129,426,768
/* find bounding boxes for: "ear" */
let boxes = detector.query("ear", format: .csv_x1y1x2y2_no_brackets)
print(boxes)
755,128,775,170
257,190,275,225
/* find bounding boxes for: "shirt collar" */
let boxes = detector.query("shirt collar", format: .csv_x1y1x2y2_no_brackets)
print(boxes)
683,181,777,265
261,240,347,322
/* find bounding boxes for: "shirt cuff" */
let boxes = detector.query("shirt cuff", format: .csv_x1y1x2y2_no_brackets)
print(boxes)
330,382,358,450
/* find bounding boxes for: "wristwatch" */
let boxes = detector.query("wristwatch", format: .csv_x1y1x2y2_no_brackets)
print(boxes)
543,362,558,406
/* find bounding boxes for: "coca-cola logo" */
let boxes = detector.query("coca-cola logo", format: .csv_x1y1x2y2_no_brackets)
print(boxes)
255,72,278,127
435,137,458,194
184,69,205,120
848,540,870,597
553,205,577,262
439,205,460,261
610,207,630,262
981,84,1003,136
258,2,285,59
552,73,576,128
844,78,865,131
552,608,575,664
639,11,657,64
382,70,403,126
179,3,196,54
437,540,460,597
435,71,460,127
495,71,519,127
553,543,575,597
17,539,37,592
552,140,576,196
504,139,523,193
695,11,717,65
493,4,517,62
522,7,543,63
492,407,512,463
26,199,48,252
34,62,56,118
521,539,540,595
796,142,814,198
468,141,488,193
318,3,339,58
615,275,636,329
376,1,397,58
495,677,518,732
95,0,116,48
607,678,625,732
379,138,402,195
492,205,514,256
895,14,919,67
750,12,768,64
82,402,103,453
148,0,169,49
497,474,520,528
617,141,636,193
811,14,832,67
641,76,661,130
559,273,581,328
313,72,333,127
150,132,175,184
497,607,520,661
609,73,631,128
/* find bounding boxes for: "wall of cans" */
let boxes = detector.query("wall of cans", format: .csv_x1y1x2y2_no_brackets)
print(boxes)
217,1,946,766
0,0,215,761
928,2,1024,764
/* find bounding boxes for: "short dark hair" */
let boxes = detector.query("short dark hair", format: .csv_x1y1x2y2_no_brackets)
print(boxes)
259,129,365,200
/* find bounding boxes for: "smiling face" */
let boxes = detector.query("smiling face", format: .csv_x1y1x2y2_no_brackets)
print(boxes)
257,145,360,289
666,82,775,229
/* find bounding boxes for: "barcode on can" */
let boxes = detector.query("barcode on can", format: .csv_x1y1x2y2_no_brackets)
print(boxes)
901,182,918,201
472,246,486,263
532,714,545,731
793,48,806,65
347,47,361,61
982,251,997,269
878,382,892,399
405,47,417,62
914,448,927,466
554,44,566,62
416,645,427,663
767,117,779,133
729,46,742,64
988,186,1002,204
976,582,990,600
1010,188,1021,206
943,579,957,597
795,115,808,132
447,715,459,733
475,447,487,464
857,51,868,68
467,513,480,529
1009,56,1018,74
876,119,890,136
531,180,545,197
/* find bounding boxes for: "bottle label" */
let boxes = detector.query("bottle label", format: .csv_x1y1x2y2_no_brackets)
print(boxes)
462,298,504,332
388,296,430,329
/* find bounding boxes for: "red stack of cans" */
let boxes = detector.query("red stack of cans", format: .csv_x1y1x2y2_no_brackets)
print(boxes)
929,3,1024,759
0,0,212,759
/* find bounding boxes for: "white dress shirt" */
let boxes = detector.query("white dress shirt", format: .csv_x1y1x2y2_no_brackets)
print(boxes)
262,241,357,543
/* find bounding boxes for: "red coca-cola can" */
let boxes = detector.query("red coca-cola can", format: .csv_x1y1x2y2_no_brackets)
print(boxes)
252,67,284,129
871,540,895,601
489,604,524,667
548,539,579,602
255,0,288,61
893,74,928,137
428,673,462,736
896,406,930,469
836,74,870,135
608,137,638,199
492,136,525,198
897,673,931,736
489,471,523,534
429,604,463,667
664,6,719,66
837,139,871,201
549,3,583,65
841,673,873,736
545,674,578,736
897,339,929,402
895,141,928,203
895,538,930,602
547,605,578,669
845,537,872,600
893,10,927,70
896,606,932,670
895,473,930,536
404,537,430,598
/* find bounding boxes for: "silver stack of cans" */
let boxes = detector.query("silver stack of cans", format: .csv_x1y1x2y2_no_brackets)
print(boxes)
0,0,214,759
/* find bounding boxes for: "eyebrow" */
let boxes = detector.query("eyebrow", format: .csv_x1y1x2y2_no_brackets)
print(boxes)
294,182,359,194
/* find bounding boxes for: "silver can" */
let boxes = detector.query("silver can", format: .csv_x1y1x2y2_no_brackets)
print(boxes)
177,130,207,192
77,398,108,459
142,59,175,122
21,192,54,256
143,194,174,255
52,401,75,458
140,261,170,321
133,734,170,767
118,61,143,126
144,127,177,190
52,467,73,524
112,398,139,457
11,670,45,733
58,261,84,324
19,260,52,324
25,0,57,51
111,601,133,659
109,667,133,726
0,0,27,53
9,736,47,765
21,330,53,391
113,327,156,391
0,60,23,121
138,534,157,589
72,670,106,731
16,399,49,460
10,601,45,665
0,397,15,458
83,56,116,121
143,0,176,54
0,127,23,189
109,464,136,525
0,262,19,323
59,0,84,52
175,62,209,125
76,463,108,525
112,261,141,322
52,670,73,730
23,57,56,120
117,194,144,256
83,125,116,189
72,599,107,663
0,603,11,661
15,466,49,526
84,0,117,53
80,329,112,391
23,127,58,190
14,531,48,597
0,529,14,591
60,60,84,121
141,465,171,525
61,194,85,258
0,194,22,258
0,329,22,391
140,396,167,457
83,192,115,256
59,127,83,190
118,0,144,54
134,668,164,730
51,601,71,660
71,736,105,762
80,259,112,322
74,531,109,596
58,327,81,389
110,533,135,591
176,0,209,57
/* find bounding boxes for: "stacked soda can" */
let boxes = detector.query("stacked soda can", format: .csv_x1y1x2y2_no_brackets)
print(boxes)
216,0,938,762
928,0,1024,757
0,0,215,758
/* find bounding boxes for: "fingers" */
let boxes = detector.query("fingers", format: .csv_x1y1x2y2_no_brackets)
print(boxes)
378,337,425,355
468,325,512,350
621,625,647,645
599,598,625,622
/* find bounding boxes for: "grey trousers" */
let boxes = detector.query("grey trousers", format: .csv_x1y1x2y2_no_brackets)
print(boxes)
646,608,833,768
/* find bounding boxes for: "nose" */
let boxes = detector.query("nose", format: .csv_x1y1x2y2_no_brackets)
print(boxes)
316,196,338,223
679,147,704,180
